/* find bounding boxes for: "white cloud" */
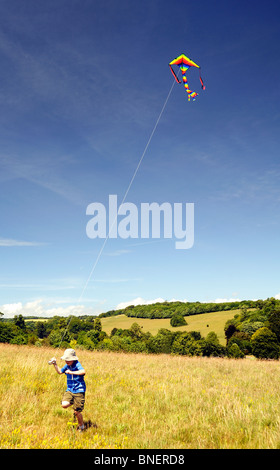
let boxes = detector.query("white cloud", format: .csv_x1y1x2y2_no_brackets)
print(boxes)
0,300,44,317
0,238,46,247
275,294,280,300
0,299,102,318
0,302,23,315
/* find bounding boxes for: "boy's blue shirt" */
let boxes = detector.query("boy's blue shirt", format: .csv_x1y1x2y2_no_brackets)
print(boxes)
61,360,86,393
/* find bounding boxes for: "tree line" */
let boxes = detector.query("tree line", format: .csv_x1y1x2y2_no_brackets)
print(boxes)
0,313,227,357
1,298,280,359
99,299,264,319
224,297,280,359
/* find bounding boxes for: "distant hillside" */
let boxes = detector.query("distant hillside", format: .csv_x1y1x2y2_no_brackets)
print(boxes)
100,309,241,345
1,297,280,359
98,299,265,320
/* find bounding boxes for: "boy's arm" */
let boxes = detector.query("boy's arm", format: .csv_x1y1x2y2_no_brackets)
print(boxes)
65,368,85,376
53,363,63,374
49,358,64,374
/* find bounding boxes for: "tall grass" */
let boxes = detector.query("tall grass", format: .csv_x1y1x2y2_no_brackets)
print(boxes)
1,343,280,449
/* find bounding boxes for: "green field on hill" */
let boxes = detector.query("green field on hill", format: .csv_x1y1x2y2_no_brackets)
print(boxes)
100,309,241,345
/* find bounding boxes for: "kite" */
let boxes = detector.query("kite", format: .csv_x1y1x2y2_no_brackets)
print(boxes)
169,53,205,101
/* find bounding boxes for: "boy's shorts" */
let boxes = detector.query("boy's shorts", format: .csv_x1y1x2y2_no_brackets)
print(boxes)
62,391,85,412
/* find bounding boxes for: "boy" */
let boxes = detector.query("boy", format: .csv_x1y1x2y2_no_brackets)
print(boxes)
49,348,86,432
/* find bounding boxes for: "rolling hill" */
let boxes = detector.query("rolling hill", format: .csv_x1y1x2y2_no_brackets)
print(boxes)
100,309,241,345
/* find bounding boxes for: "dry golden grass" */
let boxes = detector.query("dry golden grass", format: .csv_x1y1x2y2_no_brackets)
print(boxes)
1,343,280,449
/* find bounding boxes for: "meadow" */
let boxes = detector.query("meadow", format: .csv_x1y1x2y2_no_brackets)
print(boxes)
1,343,280,449
100,309,238,345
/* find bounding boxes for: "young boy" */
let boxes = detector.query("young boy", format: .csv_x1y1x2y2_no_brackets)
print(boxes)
49,348,86,432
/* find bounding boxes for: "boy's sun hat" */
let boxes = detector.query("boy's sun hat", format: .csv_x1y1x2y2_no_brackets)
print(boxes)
61,348,79,361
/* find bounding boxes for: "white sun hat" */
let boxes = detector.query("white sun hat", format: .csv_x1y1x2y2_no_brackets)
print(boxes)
61,348,79,361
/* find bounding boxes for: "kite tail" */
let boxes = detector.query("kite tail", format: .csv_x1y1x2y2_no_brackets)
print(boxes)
181,67,198,101
199,70,206,90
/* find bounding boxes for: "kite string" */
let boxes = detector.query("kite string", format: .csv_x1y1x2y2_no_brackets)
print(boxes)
57,78,176,350
77,77,176,303
121,78,176,204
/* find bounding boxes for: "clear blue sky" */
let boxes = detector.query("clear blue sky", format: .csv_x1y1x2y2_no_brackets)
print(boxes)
0,0,280,317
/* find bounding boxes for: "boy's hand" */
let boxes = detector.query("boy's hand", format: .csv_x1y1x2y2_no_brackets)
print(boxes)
48,357,57,365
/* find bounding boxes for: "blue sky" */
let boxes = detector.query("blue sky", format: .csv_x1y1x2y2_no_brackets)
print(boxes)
0,0,280,317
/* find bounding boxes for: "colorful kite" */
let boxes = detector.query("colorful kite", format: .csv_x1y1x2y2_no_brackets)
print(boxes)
169,53,205,101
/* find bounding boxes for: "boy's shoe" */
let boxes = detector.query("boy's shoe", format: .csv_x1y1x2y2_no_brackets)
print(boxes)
76,420,97,431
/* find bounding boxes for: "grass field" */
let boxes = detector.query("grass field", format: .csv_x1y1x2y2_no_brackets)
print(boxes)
100,309,240,345
1,343,280,449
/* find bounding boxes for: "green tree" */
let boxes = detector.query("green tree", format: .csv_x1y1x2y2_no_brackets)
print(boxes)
227,343,245,359
201,332,226,357
171,332,202,356
227,332,251,355
36,321,47,339
251,327,280,360
76,331,95,350
68,317,83,335
205,331,219,345
86,329,100,346
267,308,280,341
170,313,187,328
224,322,238,344
148,329,175,354
49,330,63,347
129,323,143,340
0,322,24,343
240,321,264,337
93,318,102,333
14,314,26,330
10,334,27,345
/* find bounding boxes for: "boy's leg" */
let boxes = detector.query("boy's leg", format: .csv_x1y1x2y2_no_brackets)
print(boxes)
61,391,74,409
73,393,85,430
74,410,84,428
61,401,71,409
